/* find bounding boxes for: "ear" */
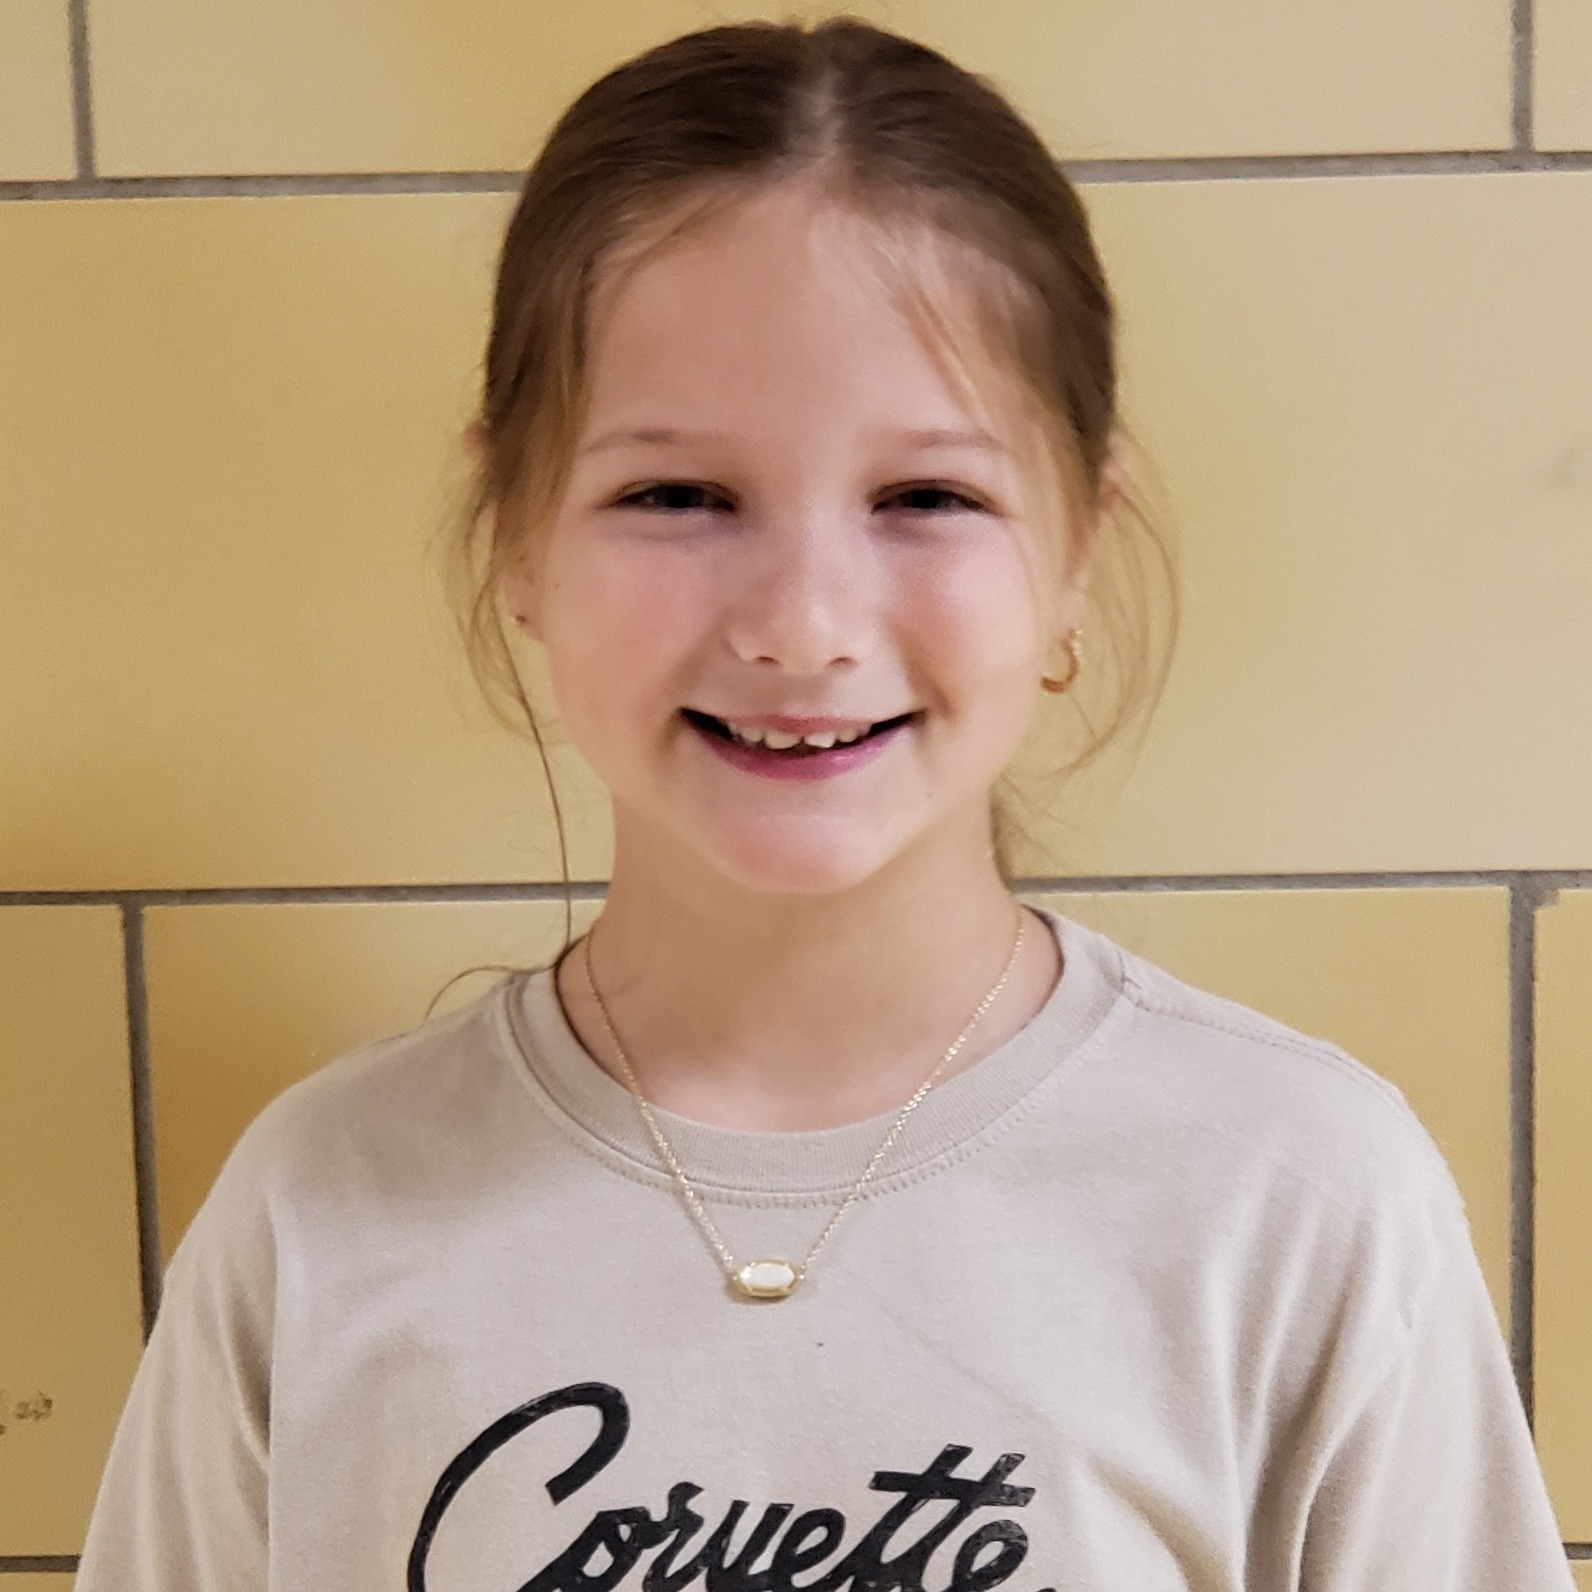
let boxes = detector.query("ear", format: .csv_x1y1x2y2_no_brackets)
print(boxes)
468,425,543,643
1097,433,1130,513
500,547,543,644
1063,434,1127,597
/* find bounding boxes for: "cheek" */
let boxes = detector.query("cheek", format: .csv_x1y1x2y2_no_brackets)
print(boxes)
539,542,700,711
909,552,1041,683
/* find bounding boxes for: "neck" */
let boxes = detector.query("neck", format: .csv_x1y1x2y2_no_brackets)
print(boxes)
553,818,1062,1132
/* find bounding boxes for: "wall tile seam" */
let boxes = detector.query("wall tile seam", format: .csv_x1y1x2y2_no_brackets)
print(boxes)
2,870,1588,908
0,885,613,905
1508,879,1539,1428
4,149,1592,204
118,902,163,1344
1512,0,1535,152
1016,869,1572,893
66,0,95,181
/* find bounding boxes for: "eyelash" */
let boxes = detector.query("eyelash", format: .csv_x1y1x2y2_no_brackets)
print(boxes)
613,482,991,516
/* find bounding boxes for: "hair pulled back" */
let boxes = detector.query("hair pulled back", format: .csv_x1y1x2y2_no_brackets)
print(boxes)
429,14,1178,1017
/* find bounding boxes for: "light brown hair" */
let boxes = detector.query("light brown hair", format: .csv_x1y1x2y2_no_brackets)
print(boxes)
426,14,1179,1019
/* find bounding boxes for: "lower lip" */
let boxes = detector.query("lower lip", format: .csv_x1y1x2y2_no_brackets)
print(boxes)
687,716,915,780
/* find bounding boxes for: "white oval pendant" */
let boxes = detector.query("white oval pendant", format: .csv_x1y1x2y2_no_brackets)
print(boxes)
733,1259,801,1299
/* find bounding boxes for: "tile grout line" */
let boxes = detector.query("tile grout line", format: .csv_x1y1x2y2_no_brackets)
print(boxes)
1507,876,1541,1430
4,148,1592,204
65,0,96,181
1,881,614,906
1513,0,1535,152
118,901,165,1341
5,868,1592,908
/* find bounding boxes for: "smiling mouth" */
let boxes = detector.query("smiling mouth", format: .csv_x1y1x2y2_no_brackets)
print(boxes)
680,708,919,747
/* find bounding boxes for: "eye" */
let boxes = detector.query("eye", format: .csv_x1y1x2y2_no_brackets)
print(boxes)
614,482,733,514
879,483,992,515
611,480,993,517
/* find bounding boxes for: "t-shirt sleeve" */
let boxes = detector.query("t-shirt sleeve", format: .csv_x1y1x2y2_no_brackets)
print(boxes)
73,1131,277,1589
1298,1216,1574,1590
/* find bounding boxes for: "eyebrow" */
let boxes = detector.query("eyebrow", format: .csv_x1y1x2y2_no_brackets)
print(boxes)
576,425,1008,457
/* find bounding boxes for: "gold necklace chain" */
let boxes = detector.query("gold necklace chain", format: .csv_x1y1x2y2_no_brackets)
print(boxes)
580,901,1028,1300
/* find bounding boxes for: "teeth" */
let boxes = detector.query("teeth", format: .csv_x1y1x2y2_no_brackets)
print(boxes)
723,720,873,749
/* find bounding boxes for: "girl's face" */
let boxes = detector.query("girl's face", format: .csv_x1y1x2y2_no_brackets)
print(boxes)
506,182,1088,898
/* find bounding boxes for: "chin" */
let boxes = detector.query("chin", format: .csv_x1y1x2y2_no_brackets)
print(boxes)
693,824,912,897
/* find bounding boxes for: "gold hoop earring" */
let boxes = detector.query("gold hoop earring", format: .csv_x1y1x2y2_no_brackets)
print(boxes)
1039,629,1083,695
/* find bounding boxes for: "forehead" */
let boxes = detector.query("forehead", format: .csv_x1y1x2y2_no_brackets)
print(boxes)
580,184,1026,444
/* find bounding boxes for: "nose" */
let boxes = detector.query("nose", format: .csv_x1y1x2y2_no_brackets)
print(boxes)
723,508,878,678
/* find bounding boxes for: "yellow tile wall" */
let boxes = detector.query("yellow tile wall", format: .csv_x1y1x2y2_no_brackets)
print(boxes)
6,175,1592,893
1012,170,1592,881
0,193,623,893
0,0,75,180
0,910,144,1558
1537,0,1592,151
83,0,1511,177
5,0,1586,1579
1537,889,1592,1539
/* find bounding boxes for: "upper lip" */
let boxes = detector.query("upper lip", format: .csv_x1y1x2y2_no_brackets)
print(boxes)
691,711,913,734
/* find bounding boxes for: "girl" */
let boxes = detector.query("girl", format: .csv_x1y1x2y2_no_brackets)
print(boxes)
78,16,1573,1590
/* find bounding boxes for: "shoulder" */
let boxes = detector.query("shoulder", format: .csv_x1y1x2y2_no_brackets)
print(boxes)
167,977,524,1270
1080,927,1471,1255
270,976,512,1141
1064,927,1489,1401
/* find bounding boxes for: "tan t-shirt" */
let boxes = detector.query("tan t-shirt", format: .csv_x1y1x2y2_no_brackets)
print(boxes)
75,904,1575,1589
